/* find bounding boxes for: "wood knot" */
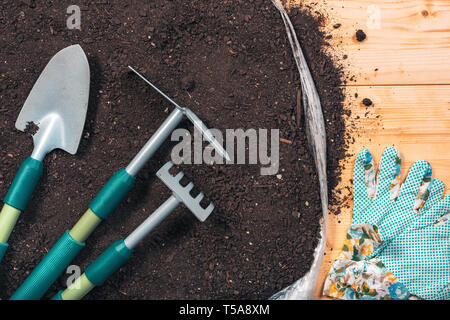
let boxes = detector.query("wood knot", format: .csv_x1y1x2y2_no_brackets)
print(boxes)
421,10,429,17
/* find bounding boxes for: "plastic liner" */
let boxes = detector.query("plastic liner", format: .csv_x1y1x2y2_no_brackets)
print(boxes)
269,0,328,300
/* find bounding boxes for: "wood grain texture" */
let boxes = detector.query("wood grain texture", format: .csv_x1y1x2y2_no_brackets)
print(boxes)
287,0,450,85
314,85,450,299
281,0,450,300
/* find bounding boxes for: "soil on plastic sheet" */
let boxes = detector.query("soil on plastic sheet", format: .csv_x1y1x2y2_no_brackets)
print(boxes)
0,0,346,299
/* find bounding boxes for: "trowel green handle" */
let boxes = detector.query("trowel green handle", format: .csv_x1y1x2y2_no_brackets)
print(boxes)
10,169,135,300
0,157,43,263
52,239,133,300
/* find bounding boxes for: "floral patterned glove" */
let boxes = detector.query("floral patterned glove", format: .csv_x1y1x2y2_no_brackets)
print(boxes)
323,146,435,300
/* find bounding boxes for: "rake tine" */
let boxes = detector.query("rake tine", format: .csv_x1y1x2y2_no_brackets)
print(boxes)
185,182,194,192
195,192,204,202
157,161,215,222
175,172,184,181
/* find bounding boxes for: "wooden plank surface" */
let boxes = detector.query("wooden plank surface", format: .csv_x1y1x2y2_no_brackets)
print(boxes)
314,85,450,299
287,0,450,85
283,0,450,299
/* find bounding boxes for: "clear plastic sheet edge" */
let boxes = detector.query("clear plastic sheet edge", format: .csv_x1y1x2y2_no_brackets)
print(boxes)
269,0,328,300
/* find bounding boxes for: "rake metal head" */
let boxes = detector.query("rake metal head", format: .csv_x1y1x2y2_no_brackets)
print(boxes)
156,162,214,222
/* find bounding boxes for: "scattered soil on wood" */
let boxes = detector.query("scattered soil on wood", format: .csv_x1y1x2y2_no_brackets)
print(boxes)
356,29,367,42
362,98,373,107
0,0,347,299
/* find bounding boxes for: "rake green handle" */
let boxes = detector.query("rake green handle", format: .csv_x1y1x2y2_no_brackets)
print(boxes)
0,157,43,263
51,290,64,300
10,230,85,300
0,242,8,263
52,239,133,300
85,239,133,285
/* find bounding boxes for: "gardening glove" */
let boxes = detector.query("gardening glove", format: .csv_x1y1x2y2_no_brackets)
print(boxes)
373,180,450,300
323,146,434,300
352,146,432,233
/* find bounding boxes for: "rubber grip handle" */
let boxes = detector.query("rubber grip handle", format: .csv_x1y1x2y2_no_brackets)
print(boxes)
0,204,21,263
0,242,7,263
85,239,133,286
89,169,135,220
51,291,63,300
10,230,85,300
4,157,43,211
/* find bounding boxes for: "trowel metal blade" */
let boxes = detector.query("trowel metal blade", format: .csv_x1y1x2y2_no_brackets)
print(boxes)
16,44,90,156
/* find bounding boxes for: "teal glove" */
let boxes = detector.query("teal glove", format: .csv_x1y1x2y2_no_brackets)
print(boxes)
352,146,401,224
324,146,437,300
352,146,432,235
375,179,450,299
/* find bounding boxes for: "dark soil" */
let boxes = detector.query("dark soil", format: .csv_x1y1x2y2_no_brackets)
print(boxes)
0,0,346,299
356,29,367,42
24,121,39,136
362,98,373,107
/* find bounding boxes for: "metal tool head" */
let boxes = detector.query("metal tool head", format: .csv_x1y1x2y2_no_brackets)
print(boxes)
157,161,214,222
16,44,90,160
128,66,231,162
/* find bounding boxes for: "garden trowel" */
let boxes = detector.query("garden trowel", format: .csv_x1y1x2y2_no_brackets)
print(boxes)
0,44,90,263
